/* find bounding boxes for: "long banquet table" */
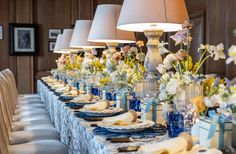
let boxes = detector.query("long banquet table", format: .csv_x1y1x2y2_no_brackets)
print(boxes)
37,80,166,154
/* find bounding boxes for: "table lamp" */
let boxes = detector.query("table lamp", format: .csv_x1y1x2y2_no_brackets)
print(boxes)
69,20,105,54
60,29,75,53
88,4,135,54
117,0,189,79
53,34,64,54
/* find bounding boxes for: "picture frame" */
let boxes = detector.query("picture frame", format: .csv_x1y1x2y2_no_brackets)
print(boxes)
48,29,62,39
0,25,3,40
9,23,38,56
48,41,56,52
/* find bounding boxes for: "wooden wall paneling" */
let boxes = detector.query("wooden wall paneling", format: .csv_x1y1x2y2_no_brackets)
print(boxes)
8,0,17,78
15,0,34,94
189,16,205,73
205,0,227,77
226,0,236,79
36,0,71,72
71,0,79,25
95,0,123,5
0,0,11,70
78,0,93,19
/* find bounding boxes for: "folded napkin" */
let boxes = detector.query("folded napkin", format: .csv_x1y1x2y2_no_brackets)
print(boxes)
55,85,72,92
73,94,93,102
83,100,110,111
139,133,193,154
102,110,137,126
139,137,187,154
64,89,80,96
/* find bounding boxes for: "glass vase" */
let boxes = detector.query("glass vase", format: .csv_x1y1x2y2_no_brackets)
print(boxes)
175,83,203,132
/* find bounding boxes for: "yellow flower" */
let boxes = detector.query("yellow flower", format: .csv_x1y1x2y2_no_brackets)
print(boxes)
136,40,144,47
191,96,206,113
99,77,111,86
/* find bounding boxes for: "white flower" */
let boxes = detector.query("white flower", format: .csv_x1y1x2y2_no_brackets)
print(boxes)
100,58,105,64
228,93,236,105
163,54,178,70
159,41,169,55
204,94,224,107
226,45,236,64
159,90,168,101
204,97,213,107
198,44,214,57
156,64,167,74
165,78,179,95
161,73,170,81
211,94,224,106
110,71,118,82
212,43,225,60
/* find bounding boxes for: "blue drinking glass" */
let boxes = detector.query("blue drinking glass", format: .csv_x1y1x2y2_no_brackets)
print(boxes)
167,111,184,138
106,92,116,101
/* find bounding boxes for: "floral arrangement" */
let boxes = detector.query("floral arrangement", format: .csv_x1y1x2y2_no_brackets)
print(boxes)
98,41,147,89
56,53,83,71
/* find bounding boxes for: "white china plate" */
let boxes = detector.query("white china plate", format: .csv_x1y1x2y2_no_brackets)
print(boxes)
79,107,123,117
98,120,155,133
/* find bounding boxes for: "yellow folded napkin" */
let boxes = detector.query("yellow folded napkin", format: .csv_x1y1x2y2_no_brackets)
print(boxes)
102,110,137,126
55,85,72,92
139,137,187,154
73,94,93,102
139,133,193,154
83,100,110,111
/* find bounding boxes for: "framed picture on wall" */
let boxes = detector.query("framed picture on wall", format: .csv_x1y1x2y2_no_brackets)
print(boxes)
48,41,56,52
9,23,38,56
0,25,3,40
48,29,61,39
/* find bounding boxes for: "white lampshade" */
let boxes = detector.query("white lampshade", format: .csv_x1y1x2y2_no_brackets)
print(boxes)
60,29,73,51
88,4,135,43
117,0,189,32
53,34,63,53
70,20,105,49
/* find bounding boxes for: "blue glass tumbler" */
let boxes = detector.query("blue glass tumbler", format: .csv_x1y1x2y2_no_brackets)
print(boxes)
167,111,184,138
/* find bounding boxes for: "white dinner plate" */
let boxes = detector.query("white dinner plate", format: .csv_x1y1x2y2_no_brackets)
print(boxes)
98,120,155,133
79,107,123,117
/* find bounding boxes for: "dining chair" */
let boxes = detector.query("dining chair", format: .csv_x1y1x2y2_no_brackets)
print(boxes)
0,95,68,154
0,73,50,122
0,72,56,132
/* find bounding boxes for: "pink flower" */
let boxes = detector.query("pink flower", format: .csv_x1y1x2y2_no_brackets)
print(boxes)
113,52,122,62
170,30,192,46
121,45,130,56
91,49,98,56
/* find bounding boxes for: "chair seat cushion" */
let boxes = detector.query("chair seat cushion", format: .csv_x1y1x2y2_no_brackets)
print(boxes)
15,108,47,115
17,109,48,117
12,120,53,131
16,104,46,111
8,140,68,154
13,114,50,122
9,129,60,144
18,94,41,98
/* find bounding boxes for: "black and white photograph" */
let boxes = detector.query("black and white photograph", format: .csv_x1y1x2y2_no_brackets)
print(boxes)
49,29,61,39
9,23,38,55
48,41,56,52
0,25,3,40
